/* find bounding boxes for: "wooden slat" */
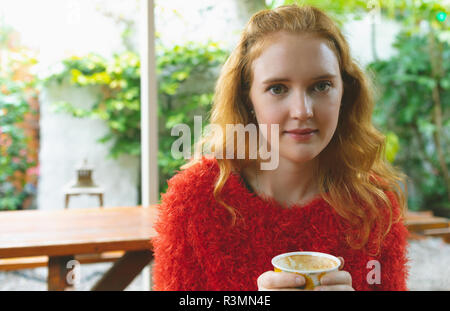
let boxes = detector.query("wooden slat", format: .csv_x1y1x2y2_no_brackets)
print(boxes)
405,210,434,219
404,217,449,232
0,251,126,271
0,240,151,259
75,251,125,264
422,227,450,243
0,255,48,270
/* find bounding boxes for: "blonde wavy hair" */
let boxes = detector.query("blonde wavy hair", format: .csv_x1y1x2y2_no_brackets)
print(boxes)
181,5,408,255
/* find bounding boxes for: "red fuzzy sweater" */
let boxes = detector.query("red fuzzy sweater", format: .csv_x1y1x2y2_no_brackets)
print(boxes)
152,157,409,291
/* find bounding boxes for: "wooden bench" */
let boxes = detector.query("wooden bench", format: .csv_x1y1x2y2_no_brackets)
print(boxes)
404,210,450,243
0,206,157,290
405,217,450,231
0,251,125,271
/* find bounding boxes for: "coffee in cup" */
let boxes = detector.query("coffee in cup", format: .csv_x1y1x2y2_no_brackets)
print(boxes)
271,251,341,290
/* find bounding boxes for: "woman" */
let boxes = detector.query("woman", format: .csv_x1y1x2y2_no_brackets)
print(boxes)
152,5,409,291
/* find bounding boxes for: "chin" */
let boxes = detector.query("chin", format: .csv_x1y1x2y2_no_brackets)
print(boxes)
281,152,319,164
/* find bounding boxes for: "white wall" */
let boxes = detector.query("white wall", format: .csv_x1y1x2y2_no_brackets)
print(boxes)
343,14,401,67
38,82,140,210
152,0,267,53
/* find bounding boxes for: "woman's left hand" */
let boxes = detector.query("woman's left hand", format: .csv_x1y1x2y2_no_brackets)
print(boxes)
314,257,354,291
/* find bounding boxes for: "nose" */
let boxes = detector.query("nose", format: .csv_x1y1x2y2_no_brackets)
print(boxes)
289,90,313,120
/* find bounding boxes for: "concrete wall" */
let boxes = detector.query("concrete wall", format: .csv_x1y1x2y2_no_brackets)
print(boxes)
38,82,140,210
343,14,401,67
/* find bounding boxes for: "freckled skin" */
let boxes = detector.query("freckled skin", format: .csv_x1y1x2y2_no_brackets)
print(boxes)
250,31,344,165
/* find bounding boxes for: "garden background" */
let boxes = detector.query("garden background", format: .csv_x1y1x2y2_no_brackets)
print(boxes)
0,0,449,290
1,0,448,216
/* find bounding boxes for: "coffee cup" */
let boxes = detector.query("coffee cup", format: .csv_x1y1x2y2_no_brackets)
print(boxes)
271,251,341,290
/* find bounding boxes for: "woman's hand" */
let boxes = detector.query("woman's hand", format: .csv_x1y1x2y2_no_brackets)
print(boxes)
257,256,354,291
312,269,354,291
257,270,308,291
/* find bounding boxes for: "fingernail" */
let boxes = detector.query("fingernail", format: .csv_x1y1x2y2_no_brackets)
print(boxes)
295,277,304,286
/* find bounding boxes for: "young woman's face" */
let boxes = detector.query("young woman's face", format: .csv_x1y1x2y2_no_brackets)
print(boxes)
249,32,343,165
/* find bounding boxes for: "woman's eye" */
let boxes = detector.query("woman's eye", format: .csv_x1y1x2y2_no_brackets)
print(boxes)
268,84,287,95
313,81,332,93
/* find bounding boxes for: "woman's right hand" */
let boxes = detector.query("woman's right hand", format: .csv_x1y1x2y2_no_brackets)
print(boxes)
257,271,306,291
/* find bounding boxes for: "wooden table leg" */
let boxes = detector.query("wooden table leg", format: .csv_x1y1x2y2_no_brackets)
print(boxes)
92,250,153,291
48,255,76,291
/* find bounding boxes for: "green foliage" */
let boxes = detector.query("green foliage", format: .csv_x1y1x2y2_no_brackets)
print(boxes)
0,28,39,211
379,0,449,33
266,0,449,31
265,0,372,25
156,41,227,193
0,90,31,210
368,31,449,214
269,0,450,214
47,52,141,159
45,40,228,196
384,131,399,164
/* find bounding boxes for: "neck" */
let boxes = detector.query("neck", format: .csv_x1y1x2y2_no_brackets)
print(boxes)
252,158,320,207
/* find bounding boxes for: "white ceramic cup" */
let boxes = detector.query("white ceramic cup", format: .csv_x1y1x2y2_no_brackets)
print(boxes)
271,251,341,290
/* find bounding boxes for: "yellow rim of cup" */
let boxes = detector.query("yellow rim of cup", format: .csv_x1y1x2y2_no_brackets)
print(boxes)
271,251,341,274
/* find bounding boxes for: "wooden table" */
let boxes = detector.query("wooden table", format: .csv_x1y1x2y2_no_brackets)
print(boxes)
0,206,158,291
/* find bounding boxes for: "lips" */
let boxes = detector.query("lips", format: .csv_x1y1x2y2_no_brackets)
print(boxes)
284,129,318,135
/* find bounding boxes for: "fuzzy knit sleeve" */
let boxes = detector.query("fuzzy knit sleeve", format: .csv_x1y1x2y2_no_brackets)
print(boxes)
152,161,210,291
366,190,410,291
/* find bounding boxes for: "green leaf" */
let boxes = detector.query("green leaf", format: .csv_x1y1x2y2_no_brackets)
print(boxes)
417,118,436,137
385,131,400,163
166,114,185,129
440,78,450,90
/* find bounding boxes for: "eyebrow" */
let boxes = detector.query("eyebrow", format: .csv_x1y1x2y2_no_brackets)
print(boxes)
262,73,337,84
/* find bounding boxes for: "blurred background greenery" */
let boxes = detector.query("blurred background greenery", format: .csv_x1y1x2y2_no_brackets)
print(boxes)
0,26,39,211
273,0,450,217
1,0,448,217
